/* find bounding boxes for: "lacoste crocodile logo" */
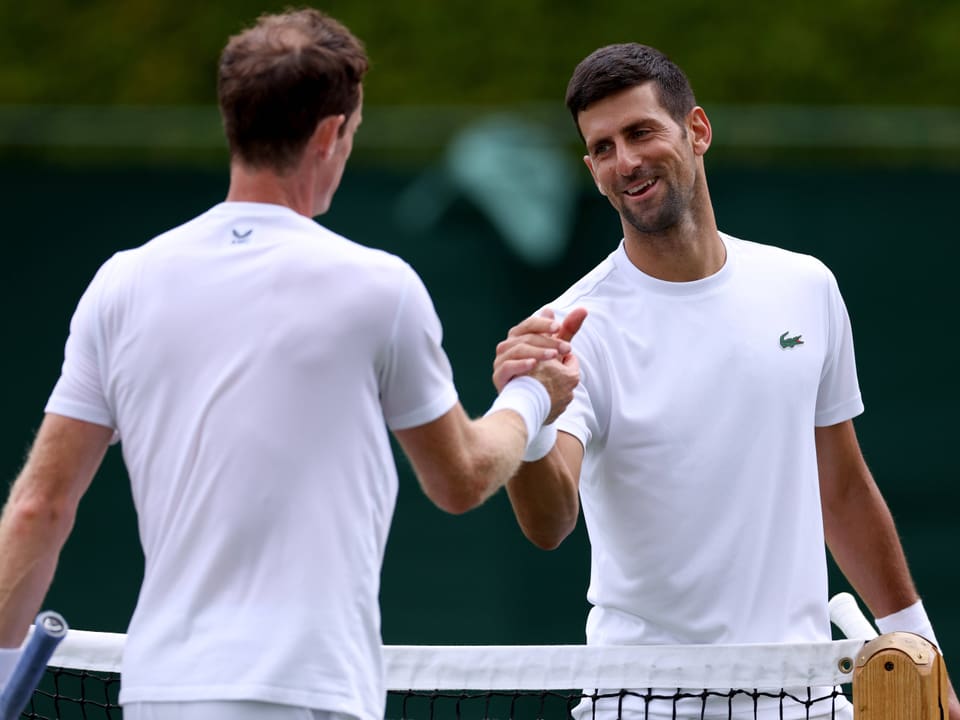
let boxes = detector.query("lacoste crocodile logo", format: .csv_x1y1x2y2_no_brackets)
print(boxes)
780,331,804,349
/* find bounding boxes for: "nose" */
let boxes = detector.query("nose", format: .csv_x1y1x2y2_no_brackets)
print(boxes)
615,142,641,177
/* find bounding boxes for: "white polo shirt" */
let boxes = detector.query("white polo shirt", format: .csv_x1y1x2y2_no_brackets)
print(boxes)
46,202,458,720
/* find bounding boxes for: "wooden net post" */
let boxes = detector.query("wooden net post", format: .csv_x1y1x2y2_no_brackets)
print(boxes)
854,631,947,719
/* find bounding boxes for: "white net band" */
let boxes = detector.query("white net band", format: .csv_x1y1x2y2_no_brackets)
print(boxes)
45,629,863,690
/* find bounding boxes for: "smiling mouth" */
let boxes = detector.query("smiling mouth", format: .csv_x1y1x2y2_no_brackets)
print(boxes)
625,177,657,198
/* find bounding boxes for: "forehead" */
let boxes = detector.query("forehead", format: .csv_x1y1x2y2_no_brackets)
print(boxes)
577,82,673,141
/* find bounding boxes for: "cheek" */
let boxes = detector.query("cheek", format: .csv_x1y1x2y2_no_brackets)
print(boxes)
593,172,613,197
593,161,616,189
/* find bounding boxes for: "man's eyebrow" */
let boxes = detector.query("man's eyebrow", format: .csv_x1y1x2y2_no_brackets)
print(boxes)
587,119,658,149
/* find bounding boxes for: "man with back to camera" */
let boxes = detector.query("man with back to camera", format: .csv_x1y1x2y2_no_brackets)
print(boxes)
0,9,585,720
494,42,959,718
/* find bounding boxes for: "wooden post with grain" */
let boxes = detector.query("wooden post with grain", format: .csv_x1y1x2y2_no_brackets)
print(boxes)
854,631,947,719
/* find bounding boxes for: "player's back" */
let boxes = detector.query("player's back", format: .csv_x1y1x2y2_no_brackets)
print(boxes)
101,202,403,553
69,202,422,717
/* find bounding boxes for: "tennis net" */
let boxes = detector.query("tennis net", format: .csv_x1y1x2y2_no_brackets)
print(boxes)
22,630,868,719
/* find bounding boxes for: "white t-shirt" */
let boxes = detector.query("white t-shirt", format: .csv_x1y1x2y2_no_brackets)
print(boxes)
45,202,458,720
550,233,864,649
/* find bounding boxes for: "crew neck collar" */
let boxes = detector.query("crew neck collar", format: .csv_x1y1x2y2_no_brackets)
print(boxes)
612,233,735,297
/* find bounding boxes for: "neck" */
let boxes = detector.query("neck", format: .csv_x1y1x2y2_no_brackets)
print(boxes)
225,160,320,218
621,180,724,282
622,222,726,282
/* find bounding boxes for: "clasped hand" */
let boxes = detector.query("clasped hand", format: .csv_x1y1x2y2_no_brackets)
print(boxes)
492,307,588,424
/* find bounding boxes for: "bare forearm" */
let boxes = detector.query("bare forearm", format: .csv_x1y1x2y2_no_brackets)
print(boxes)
506,447,579,550
827,479,960,718
395,404,529,515
824,475,918,617
452,410,529,511
817,422,918,617
0,415,111,645
0,475,77,645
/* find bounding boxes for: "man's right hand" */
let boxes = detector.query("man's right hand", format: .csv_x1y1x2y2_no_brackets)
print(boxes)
530,353,580,424
492,307,588,392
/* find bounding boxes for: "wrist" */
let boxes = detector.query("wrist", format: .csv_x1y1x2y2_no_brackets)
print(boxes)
523,422,558,462
485,376,551,453
875,599,942,653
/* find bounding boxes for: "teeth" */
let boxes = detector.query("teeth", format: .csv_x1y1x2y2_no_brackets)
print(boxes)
626,178,655,196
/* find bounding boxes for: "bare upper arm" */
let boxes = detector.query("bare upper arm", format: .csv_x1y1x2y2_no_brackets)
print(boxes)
815,418,887,555
815,419,870,507
13,414,115,508
392,403,471,489
505,429,585,550
555,430,585,483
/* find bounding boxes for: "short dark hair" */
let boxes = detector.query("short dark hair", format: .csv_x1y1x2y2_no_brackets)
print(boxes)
565,43,696,136
217,8,369,172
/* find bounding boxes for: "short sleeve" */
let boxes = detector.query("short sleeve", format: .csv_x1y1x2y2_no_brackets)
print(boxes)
814,269,864,426
44,263,117,431
554,317,603,450
379,267,458,430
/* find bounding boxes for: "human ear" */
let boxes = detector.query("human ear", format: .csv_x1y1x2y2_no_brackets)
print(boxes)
687,107,712,156
583,155,605,196
311,114,347,160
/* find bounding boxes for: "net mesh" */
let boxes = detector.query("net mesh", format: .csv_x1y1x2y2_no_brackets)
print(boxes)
22,675,851,720
19,631,864,719
23,668,120,719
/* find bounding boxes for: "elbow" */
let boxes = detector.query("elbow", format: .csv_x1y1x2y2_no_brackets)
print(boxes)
423,474,492,516
507,474,580,551
5,492,76,541
421,450,507,515
519,515,576,551
434,492,482,516
525,527,572,551
528,533,565,551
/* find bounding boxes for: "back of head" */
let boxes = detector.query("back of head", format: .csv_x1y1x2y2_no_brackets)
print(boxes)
565,43,696,135
218,8,369,173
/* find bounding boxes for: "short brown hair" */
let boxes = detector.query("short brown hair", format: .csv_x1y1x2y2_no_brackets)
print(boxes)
217,8,369,172
565,44,696,138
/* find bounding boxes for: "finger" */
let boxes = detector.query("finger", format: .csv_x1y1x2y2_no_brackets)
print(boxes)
492,358,536,391
496,336,570,360
556,307,588,342
493,352,559,384
508,314,562,338
562,352,581,376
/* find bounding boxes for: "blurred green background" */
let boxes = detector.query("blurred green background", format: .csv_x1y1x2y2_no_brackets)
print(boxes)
1,0,958,659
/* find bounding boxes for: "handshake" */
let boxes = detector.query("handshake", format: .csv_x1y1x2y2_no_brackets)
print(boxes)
487,307,588,461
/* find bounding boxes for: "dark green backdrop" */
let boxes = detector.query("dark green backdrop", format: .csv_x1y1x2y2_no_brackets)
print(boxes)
1,155,957,651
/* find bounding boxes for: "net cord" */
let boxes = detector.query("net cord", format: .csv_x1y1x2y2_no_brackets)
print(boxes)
41,629,864,690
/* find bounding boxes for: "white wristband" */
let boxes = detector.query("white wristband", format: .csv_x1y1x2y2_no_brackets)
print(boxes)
875,599,942,653
523,422,558,462
0,645,23,686
485,376,551,453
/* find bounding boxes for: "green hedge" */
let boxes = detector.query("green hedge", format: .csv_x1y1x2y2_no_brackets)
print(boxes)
1,0,958,106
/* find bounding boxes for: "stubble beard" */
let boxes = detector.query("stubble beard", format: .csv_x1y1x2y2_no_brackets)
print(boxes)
619,180,686,236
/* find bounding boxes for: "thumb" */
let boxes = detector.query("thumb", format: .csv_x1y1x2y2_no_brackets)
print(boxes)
556,307,588,342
